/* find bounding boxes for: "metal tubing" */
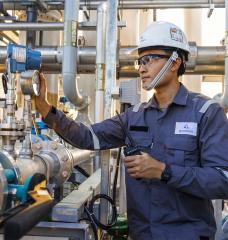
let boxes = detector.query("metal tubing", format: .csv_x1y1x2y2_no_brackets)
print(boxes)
69,149,93,166
62,0,86,108
26,6,37,48
95,3,107,123
1,1,226,10
0,21,125,31
0,45,226,75
100,0,118,226
94,3,107,173
196,46,225,65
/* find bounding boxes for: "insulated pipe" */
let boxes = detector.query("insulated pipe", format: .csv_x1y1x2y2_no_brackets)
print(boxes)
94,3,107,172
100,0,118,226
0,1,226,10
62,0,86,108
95,3,107,123
220,0,228,108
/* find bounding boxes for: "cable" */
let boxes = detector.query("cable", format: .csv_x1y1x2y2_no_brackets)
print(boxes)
112,148,121,204
84,194,117,231
74,165,90,178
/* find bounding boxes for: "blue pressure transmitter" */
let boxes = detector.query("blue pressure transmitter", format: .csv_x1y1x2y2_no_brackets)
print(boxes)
7,43,41,73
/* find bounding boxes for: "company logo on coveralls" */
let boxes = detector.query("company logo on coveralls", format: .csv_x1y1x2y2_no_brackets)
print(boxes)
175,122,197,136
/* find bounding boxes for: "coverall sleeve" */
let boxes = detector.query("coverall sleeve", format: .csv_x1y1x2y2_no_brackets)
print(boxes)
167,103,228,199
43,107,126,150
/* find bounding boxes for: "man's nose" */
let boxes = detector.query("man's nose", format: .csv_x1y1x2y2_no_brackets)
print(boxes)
138,63,147,74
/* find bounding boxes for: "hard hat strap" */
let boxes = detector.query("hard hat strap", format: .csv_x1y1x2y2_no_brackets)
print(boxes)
144,51,178,91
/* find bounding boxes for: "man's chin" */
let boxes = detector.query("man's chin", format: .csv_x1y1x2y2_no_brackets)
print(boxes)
142,84,150,90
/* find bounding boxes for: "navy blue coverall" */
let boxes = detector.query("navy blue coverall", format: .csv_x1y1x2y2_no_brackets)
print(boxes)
44,84,228,240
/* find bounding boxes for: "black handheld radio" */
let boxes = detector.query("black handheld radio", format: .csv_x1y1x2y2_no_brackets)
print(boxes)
115,110,144,156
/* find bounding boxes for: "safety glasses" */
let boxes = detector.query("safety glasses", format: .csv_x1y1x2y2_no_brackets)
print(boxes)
135,54,170,70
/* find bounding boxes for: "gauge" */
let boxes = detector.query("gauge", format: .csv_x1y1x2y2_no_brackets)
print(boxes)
20,70,40,96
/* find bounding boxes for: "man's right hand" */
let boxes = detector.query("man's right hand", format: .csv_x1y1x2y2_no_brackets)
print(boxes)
35,72,51,118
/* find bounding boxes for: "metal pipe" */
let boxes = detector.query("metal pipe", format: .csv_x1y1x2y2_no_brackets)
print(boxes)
0,21,125,31
69,149,93,166
1,1,226,10
26,6,37,48
62,0,86,108
100,0,118,226
95,3,107,123
94,3,107,172
0,45,226,75
196,46,225,65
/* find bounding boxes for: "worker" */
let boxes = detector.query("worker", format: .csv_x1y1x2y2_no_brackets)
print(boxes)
36,21,228,240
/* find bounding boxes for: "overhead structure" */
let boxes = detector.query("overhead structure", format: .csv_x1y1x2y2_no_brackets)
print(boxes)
0,0,226,10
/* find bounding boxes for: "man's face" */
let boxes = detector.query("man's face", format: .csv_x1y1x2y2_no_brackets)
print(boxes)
138,49,174,90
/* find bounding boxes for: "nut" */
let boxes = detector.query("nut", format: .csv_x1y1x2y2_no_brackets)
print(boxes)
51,142,58,150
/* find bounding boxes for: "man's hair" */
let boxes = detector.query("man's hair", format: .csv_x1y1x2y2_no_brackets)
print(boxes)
138,46,189,76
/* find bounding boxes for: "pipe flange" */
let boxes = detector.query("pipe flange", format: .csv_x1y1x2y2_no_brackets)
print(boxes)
0,122,24,130
0,130,25,137
32,141,73,186
0,150,20,184
186,41,197,72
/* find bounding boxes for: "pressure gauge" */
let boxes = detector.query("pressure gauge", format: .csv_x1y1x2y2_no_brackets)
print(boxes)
20,70,40,96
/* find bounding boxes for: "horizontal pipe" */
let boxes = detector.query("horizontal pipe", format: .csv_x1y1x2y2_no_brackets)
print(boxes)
118,65,225,77
196,46,225,65
69,149,94,166
0,21,126,31
1,1,225,10
0,45,225,75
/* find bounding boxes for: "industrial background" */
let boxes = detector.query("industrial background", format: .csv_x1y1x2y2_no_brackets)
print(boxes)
0,0,227,240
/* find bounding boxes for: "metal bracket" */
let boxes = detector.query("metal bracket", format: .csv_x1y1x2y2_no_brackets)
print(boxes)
207,0,214,18
82,6,90,21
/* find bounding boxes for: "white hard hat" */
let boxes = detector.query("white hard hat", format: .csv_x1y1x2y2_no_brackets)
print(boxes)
132,21,190,54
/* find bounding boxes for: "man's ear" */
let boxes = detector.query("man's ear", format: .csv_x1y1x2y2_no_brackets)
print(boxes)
171,58,182,72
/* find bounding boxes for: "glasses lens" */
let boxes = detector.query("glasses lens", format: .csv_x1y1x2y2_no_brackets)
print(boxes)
136,54,170,69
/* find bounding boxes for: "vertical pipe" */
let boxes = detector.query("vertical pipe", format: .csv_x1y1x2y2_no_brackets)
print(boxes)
100,0,118,225
104,0,118,120
94,3,107,171
19,95,33,159
62,0,86,108
26,6,37,48
95,3,107,123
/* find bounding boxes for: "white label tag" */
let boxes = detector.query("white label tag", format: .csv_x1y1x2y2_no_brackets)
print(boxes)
175,122,197,136
170,27,183,43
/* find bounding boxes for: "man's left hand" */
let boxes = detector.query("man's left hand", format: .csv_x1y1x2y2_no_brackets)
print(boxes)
124,152,166,179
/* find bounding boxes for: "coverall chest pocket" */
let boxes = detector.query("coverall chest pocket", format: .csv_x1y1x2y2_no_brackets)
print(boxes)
164,136,198,166
125,131,152,150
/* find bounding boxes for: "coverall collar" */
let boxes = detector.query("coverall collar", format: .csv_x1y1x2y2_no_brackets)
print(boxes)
144,83,189,109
